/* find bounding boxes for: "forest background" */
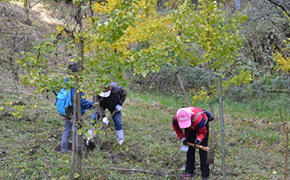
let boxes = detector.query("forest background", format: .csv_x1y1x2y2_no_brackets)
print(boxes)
0,0,290,179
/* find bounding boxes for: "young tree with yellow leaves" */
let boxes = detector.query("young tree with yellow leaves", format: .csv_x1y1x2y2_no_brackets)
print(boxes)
169,0,249,147
171,0,250,103
17,0,173,178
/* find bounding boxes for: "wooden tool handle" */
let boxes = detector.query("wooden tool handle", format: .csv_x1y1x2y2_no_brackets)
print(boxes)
187,142,210,152
93,109,118,138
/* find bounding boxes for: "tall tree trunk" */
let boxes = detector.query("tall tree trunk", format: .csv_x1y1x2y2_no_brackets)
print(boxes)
279,108,289,180
24,0,31,25
70,88,77,179
206,10,215,148
207,63,215,148
285,131,288,180
75,4,84,175
177,74,190,107
76,92,82,174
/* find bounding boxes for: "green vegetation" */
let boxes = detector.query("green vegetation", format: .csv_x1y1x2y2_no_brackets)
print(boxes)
1,78,289,179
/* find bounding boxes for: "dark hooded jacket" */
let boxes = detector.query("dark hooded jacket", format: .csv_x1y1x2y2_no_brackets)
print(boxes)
97,82,127,117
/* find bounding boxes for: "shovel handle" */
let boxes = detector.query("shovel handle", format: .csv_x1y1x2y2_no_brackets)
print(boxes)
187,142,211,152
92,109,118,138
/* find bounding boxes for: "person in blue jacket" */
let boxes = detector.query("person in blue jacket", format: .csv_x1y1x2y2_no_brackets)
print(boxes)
59,63,96,154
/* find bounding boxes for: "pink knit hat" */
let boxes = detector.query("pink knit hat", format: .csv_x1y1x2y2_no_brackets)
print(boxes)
176,108,192,128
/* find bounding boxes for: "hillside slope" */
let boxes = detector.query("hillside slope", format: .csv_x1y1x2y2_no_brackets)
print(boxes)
1,1,59,60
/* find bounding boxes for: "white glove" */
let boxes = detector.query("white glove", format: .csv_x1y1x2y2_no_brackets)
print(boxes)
102,117,109,126
115,104,122,111
86,129,94,144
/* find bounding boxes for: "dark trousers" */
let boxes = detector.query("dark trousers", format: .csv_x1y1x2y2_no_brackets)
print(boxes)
185,123,209,178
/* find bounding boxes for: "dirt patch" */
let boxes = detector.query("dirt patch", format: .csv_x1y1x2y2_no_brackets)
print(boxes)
110,153,126,164
100,140,114,151
126,143,144,162
54,142,72,151
55,140,98,152
54,140,116,152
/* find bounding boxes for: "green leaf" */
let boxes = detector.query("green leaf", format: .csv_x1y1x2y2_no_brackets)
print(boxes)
74,173,80,178
81,6,88,10
84,131,90,138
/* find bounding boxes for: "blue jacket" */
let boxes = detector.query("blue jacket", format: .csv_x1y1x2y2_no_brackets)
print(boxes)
70,88,93,114
54,77,93,115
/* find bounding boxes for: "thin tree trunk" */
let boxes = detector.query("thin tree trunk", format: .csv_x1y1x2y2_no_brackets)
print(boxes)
24,0,31,25
285,132,288,180
76,4,84,175
141,76,148,93
205,8,215,148
70,88,77,179
76,92,82,174
279,108,289,180
177,74,190,107
218,75,226,180
207,63,215,149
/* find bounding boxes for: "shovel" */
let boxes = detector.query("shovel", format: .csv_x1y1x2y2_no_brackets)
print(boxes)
187,142,215,165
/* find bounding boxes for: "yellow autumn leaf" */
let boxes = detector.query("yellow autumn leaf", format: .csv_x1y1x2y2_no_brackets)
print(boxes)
84,46,89,54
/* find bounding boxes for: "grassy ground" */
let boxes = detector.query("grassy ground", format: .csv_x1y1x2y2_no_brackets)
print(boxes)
0,69,289,179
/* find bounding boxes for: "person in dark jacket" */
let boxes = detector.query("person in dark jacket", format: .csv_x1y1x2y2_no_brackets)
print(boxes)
172,106,214,180
59,63,96,154
89,82,127,145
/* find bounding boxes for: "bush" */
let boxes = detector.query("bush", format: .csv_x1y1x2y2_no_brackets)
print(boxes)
126,64,212,95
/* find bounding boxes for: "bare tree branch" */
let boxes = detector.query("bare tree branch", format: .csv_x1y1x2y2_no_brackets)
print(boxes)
29,0,42,9
268,0,290,17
